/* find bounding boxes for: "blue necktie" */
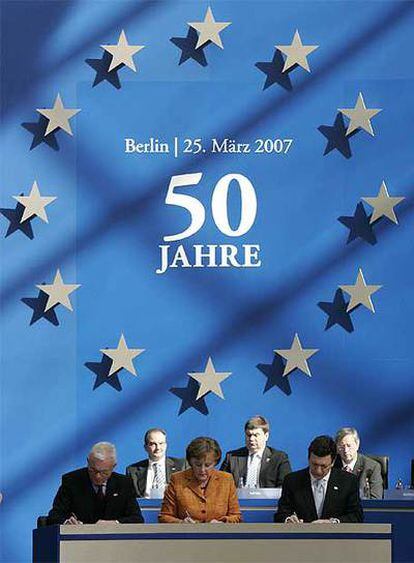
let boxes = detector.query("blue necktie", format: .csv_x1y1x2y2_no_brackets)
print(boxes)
314,480,324,518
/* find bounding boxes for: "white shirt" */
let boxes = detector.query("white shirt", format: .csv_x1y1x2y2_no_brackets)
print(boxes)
341,457,357,472
145,457,166,498
310,470,331,517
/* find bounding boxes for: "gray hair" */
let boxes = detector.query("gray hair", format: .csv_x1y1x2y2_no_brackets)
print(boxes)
335,427,360,446
88,442,117,462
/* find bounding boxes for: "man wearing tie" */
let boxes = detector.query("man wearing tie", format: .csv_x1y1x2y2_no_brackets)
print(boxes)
334,427,383,499
47,442,143,525
274,435,363,523
126,428,187,497
220,415,291,488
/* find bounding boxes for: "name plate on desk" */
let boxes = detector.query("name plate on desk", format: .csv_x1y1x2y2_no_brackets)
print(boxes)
384,489,414,500
237,487,281,499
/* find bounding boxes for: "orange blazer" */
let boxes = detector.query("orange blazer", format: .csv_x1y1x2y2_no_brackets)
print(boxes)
158,468,242,523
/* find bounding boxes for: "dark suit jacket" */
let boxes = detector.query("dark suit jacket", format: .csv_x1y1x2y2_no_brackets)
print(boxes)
334,453,383,499
220,446,291,488
47,468,144,525
126,456,187,497
274,467,363,523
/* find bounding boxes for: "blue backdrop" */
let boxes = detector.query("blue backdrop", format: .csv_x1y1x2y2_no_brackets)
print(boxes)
1,1,414,562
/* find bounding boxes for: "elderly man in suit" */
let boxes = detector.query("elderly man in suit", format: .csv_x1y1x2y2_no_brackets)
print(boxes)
47,442,143,525
220,415,291,488
335,427,383,499
274,435,363,523
126,428,187,498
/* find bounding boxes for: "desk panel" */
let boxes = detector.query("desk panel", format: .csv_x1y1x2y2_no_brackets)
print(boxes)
34,524,391,563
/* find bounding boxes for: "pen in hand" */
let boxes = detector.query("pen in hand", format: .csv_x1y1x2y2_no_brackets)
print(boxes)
183,510,197,523
286,512,303,524
64,512,83,525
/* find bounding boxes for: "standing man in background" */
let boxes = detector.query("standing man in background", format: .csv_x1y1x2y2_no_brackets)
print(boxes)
335,427,383,499
220,415,291,488
126,427,187,497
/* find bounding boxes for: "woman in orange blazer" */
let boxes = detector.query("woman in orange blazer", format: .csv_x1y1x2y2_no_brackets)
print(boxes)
159,436,242,523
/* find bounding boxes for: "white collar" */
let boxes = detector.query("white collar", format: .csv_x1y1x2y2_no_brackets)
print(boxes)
150,457,166,467
310,470,331,485
341,457,357,471
248,448,265,460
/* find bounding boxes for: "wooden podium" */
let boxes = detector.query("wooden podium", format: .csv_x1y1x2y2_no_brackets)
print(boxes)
33,523,391,563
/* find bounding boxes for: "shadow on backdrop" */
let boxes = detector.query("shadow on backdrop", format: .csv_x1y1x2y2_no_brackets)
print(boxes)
338,202,377,246
1,201,35,239
170,27,209,67
257,353,292,395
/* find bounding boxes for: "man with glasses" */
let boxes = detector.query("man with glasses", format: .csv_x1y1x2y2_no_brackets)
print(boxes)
274,435,363,523
334,427,383,499
126,428,187,497
47,442,143,525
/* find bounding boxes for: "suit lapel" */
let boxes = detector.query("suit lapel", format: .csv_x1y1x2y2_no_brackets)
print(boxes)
166,457,177,481
238,450,248,483
321,471,337,519
259,447,272,485
353,454,363,477
136,463,148,496
103,475,115,518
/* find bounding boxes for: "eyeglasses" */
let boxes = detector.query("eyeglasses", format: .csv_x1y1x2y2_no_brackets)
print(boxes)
87,465,114,477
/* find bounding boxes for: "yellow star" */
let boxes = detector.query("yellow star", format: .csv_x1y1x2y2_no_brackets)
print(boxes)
339,268,382,313
37,93,80,136
188,357,231,400
101,334,145,376
37,269,80,312
338,92,382,136
13,181,56,223
362,181,405,224
275,334,318,377
188,6,231,49
276,30,319,72
101,30,145,72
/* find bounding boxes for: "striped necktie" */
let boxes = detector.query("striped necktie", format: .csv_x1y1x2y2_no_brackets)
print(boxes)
245,454,260,488
153,463,164,489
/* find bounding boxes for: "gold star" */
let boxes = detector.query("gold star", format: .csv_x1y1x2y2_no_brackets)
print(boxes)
188,357,231,400
338,92,382,136
188,6,231,49
101,30,145,72
13,181,56,223
276,30,318,72
362,181,405,224
339,268,382,313
100,334,145,376
275,334,318,377
37,269,80,312
37,93,80,136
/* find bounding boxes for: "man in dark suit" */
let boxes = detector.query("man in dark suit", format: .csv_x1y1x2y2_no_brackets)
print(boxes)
335,427,383,499
126,428,187,498
274,435,363,523
47,442,143,525
220,415,291,488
